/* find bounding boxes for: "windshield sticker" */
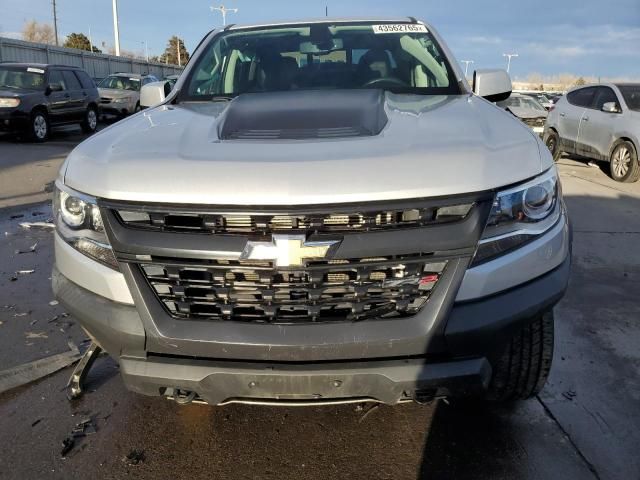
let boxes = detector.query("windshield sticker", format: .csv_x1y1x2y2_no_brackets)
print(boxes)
129,78,140,81
27,67,45,74
372,24,428,34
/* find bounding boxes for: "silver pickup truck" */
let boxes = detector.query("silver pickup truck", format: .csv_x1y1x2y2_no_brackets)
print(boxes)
52,18,571,407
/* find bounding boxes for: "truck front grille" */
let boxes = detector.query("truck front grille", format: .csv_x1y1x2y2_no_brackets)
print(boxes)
113,203,473,235
138,255,447,324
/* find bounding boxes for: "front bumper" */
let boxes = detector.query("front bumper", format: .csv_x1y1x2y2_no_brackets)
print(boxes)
0,109,29,132
52,251,570,405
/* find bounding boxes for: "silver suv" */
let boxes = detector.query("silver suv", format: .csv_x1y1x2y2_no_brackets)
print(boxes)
545,83,640,182
52,18,571,407
97,72,158,116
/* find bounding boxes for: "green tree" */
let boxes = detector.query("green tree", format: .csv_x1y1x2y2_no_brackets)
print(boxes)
575,77,587,86
63,33,101,53
158,36,189,66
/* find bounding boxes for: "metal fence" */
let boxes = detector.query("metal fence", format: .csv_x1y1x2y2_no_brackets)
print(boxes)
0,37,183,80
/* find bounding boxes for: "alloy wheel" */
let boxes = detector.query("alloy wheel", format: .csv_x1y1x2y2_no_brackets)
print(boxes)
87,109,97,130
612,146,631,178
33,114,47,139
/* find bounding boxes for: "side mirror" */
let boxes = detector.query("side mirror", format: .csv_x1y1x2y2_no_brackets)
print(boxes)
46,83,63,95
472,69,512,103
140,82,168,108
602,102,620,114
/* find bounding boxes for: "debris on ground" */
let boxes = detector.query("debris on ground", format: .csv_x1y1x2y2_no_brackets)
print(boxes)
15,242,38,254
0,341,81,394
19,221,55,230
10,214,25,220
124,449,146,466
72,417,97,437
25,332,48,339
16,269,35,275
61,437,75,457
31,418,43,427
358,404,381,423
49,300,59,306
9,276,17,282
29,318,39,326
14,312,30,317
562,390,577,401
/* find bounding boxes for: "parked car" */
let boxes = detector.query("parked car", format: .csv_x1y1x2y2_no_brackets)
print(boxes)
0,62,99,141
97,72,159,116
497,93,548,136
522,92,554,110
53,18,570,408
164,74,180,91
545,83,640,182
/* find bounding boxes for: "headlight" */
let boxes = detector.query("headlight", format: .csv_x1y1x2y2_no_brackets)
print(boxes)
0,98,20,108
472,167,561,266
53,182,119,270
112,97,131,104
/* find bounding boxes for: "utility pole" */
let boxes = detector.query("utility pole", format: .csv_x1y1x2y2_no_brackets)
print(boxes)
461,60,474,77
210,4,238,26
142,40,149,62
326,5,328,17
52,0,59,46
176,37,181,66
112,0,121,56
503,53,519,73
88,27,93,53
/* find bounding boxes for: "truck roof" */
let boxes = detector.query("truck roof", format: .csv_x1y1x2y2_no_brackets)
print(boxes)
226,17,420,31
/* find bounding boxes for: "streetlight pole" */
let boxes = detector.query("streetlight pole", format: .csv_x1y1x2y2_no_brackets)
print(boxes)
461,60,474,77
503,53,519,73
142,40,149,62
176,36,181,66
210,4,238,26
52,0,59,46
112,0,121,56
88,27,93,53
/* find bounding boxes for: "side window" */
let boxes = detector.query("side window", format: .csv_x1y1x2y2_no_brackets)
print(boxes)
74,70,95,89
48,70,66,90
594,87,619,110
62,70,82,90
567,87,596,108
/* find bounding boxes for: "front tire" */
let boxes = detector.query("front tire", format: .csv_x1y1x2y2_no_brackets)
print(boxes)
81,106,98,133
545,131,562,162
486,311,554,402
30,110,49,142
610,140,640,183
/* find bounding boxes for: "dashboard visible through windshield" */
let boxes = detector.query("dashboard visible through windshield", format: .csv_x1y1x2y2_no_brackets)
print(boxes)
179,21,461,101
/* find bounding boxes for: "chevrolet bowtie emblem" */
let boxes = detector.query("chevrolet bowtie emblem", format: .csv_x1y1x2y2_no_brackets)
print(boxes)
240,234,341,267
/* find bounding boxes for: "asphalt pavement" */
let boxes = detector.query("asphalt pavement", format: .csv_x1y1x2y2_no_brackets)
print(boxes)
0,127,638,479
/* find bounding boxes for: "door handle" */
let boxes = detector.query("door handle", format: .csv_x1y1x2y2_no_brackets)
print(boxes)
559,112,566,117
583,116,589,121
64,93,70,98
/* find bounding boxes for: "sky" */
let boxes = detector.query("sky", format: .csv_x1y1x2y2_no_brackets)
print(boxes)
1,0,639,80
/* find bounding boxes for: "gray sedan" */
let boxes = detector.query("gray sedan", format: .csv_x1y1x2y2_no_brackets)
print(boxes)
544,83,640,182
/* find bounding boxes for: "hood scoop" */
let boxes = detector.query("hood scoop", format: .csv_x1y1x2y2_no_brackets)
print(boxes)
219,89,388,140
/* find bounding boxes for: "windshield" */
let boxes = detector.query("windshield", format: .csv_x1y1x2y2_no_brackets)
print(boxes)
180,22,460,101
0,66,46,90
618,85,640,112
98,75,141,91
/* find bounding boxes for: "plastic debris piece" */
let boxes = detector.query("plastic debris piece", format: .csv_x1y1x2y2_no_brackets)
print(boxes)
25,332,48,339
15,242,38,254
0,342,80,394
124,449,146,466
16,270,35,275
61,437,75,457
19,221,55,230
49,300,59,306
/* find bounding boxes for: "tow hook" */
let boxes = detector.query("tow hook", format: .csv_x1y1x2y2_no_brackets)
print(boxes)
412,388,437,405
173,389,197,405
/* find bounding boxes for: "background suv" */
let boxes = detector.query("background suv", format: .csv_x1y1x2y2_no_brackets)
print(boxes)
497,92,548,136
97,72,159,117
0,63,99,141
545,83,640,182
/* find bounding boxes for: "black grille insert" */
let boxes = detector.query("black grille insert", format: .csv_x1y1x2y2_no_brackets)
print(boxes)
137,255,447,324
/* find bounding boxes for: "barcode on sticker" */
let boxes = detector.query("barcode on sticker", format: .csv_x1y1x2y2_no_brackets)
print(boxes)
372,24,428,34
27,67,45,74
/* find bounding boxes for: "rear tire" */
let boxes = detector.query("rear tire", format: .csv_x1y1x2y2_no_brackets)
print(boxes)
29,110,49,142
545,131,562,162
81,106,98,134
610,140,640,183
486,311,554,402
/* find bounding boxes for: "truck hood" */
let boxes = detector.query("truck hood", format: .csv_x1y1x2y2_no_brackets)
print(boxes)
98,88,138,99
63,91,550,205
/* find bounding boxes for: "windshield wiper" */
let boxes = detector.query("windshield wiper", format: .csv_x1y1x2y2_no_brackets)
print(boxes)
209,95,234,102
0,84,20,89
